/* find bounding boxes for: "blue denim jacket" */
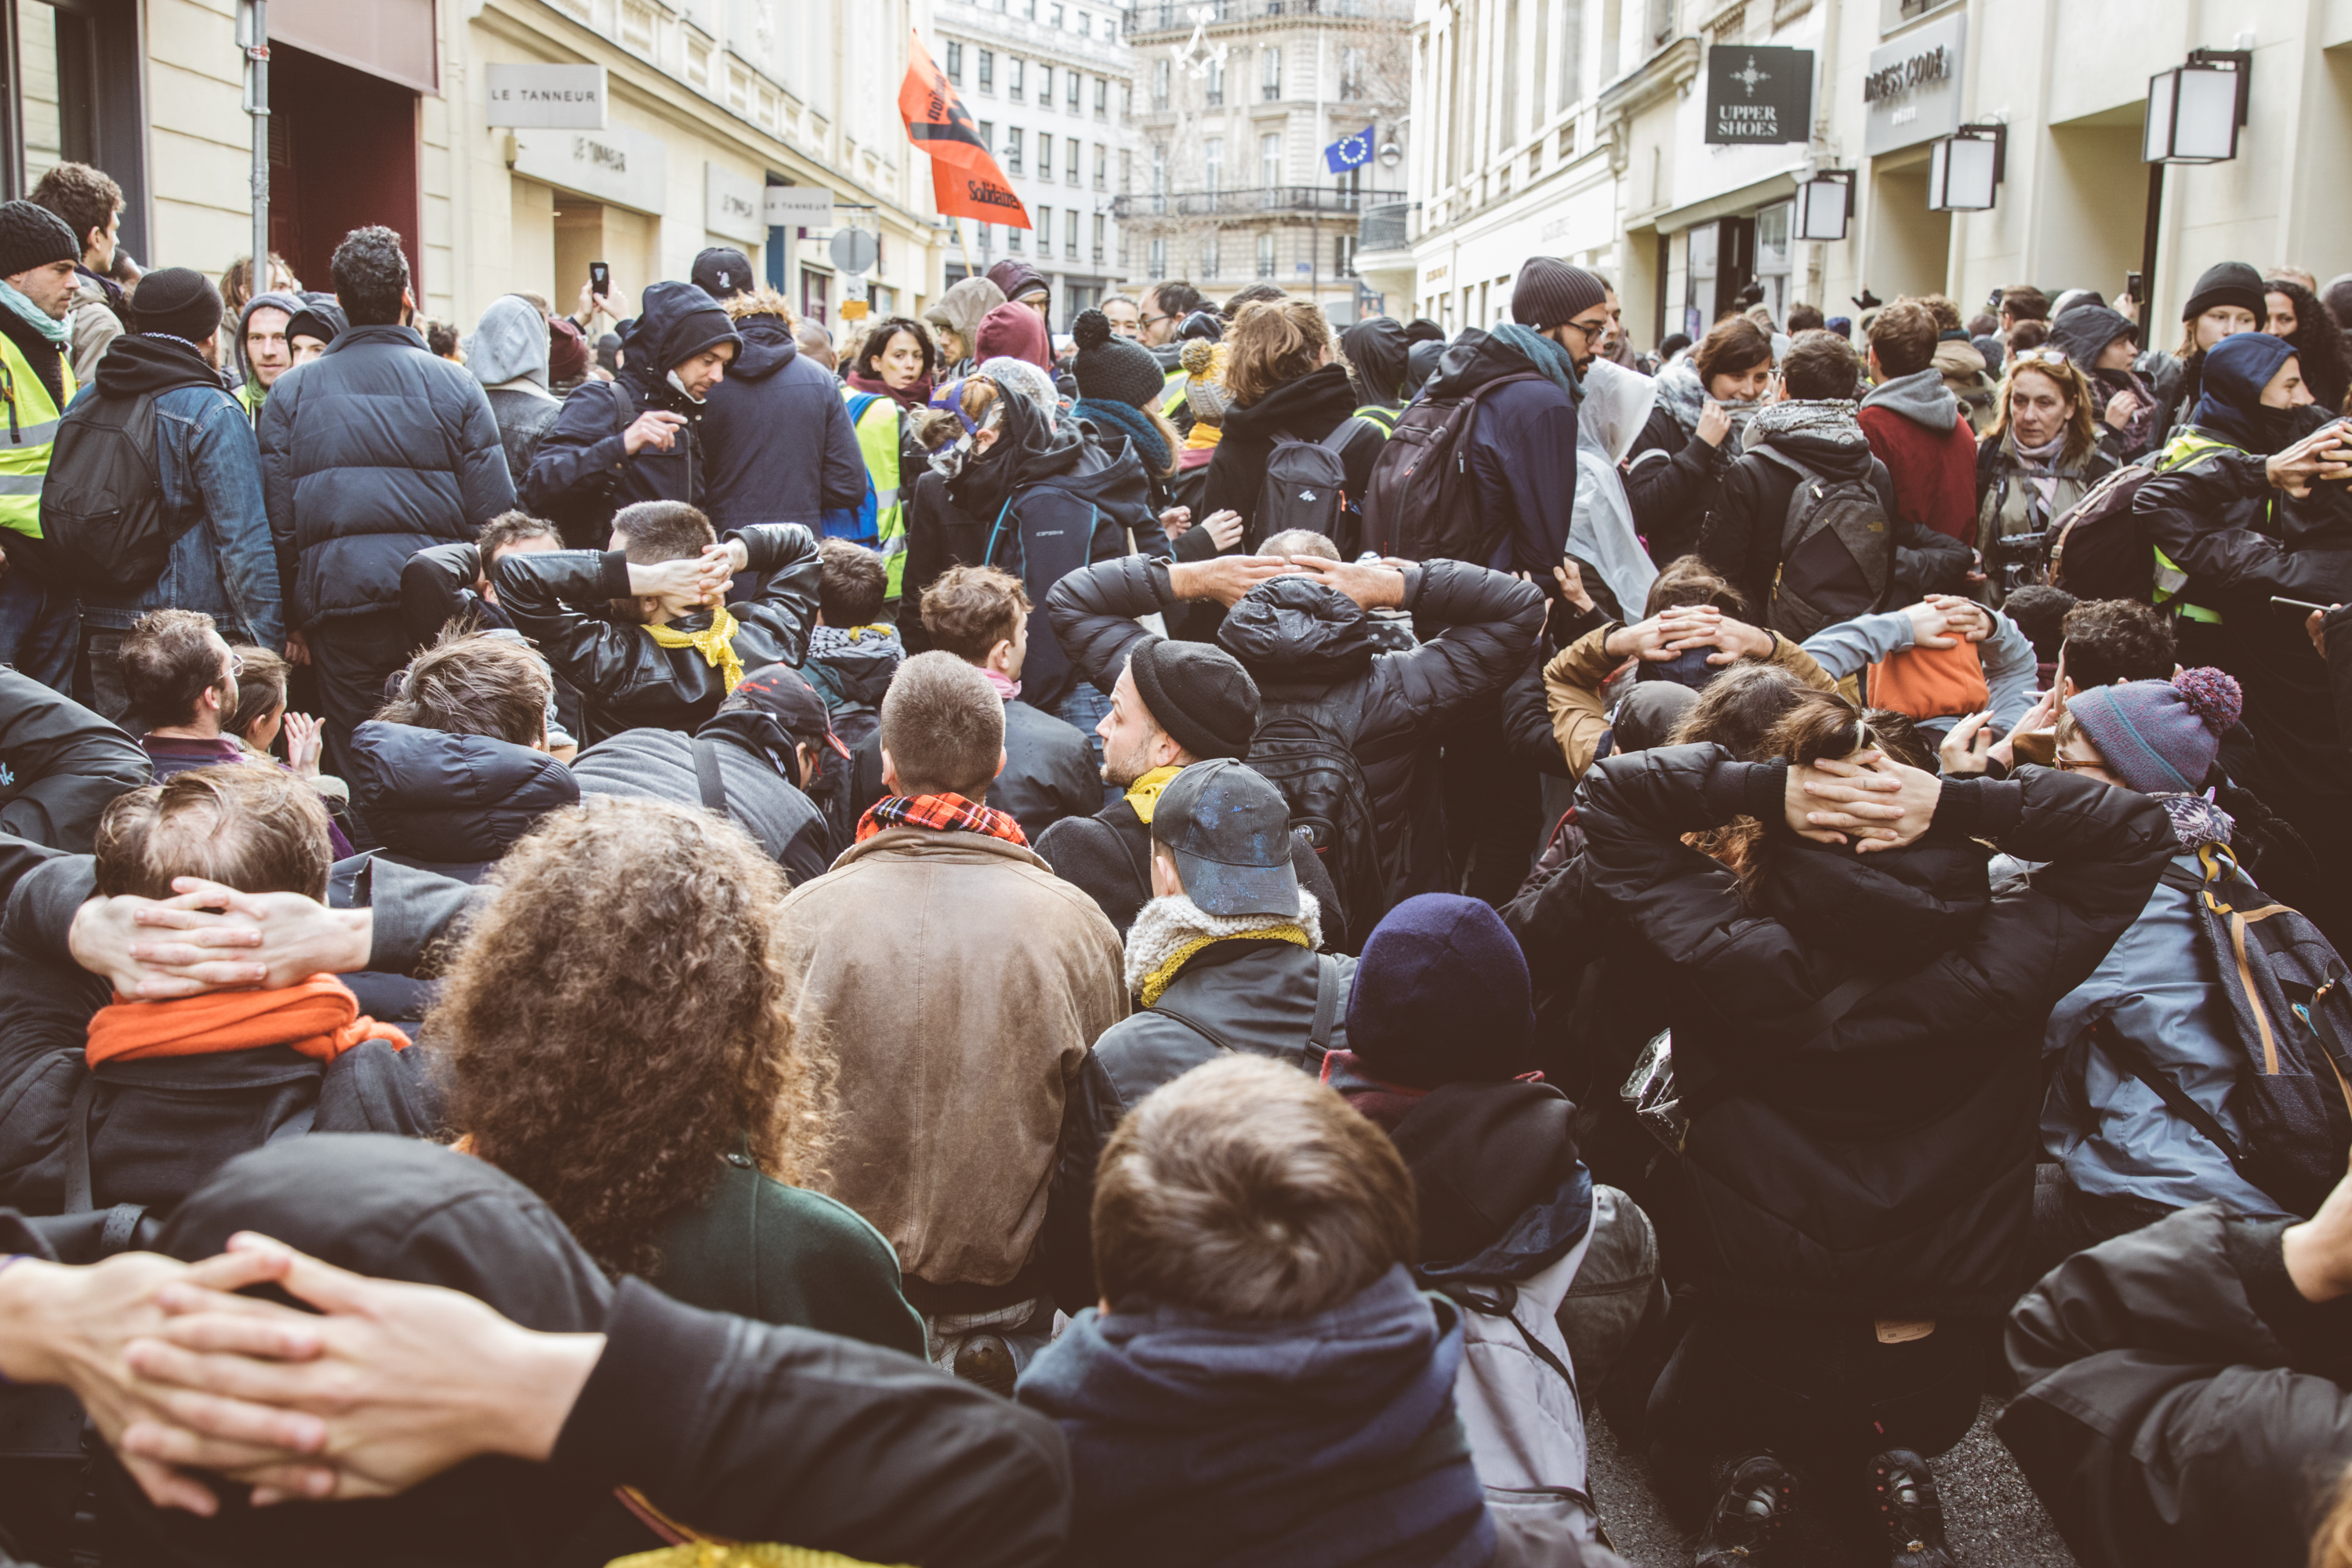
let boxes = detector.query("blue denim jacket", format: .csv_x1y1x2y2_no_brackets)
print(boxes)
74,381,284,649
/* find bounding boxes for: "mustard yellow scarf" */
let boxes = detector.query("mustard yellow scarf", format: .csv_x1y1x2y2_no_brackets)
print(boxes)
1123,764,1183,826
645,602,746,694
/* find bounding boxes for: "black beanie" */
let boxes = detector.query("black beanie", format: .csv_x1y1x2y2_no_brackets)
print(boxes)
1511,257,1607,332
691,246,756,301
0,200,78,279
1069,308,1164,408
1347,894,1536,1088
1128,637,1259,760
2182,261,2265,325
131,267,224,344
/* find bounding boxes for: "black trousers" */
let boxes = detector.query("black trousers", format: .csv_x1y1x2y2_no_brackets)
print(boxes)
1646,1301,1987,1512
307,609,416,790
1440,701,1541,906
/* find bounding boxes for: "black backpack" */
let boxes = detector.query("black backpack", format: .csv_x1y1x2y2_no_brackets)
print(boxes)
2083,847,2352,1218
1255,419,1369,552
2043,459,2160,603
1361,372,1542,563
38,390,191,597
1246,682,1385,938
1750,448,1894,641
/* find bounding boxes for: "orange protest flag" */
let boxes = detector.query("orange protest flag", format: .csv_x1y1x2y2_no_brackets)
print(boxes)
900,31,1030,229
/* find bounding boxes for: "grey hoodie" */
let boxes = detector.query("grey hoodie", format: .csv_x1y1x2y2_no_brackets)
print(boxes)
232,288,307,398
467,294,554,399
1859,365,1962,432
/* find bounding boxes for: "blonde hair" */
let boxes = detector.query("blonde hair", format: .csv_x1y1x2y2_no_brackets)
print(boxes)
1223,298,1335,408
1990,352,2100,463
722,285,797,326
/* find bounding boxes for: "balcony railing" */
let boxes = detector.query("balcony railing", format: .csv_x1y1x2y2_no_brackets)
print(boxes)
1114,186,1367,219
1125,0,1403,36
1356,199,1416,253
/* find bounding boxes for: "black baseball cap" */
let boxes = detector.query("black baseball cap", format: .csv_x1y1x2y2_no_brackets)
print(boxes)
1151,758,1298,918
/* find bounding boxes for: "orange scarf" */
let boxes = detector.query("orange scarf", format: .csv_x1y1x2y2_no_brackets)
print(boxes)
85,975,410,1066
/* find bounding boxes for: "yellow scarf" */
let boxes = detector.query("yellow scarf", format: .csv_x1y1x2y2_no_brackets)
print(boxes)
645,602,746,694
1136,924,1312,1007
1123,764,1184,826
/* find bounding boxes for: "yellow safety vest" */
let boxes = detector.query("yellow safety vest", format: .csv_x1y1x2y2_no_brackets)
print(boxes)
2150,427,2241,626
844,387,909,599
1159,364,1189,420
0,332,71,540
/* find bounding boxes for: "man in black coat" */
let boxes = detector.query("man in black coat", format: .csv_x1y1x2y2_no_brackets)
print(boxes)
1045,546,1543,935
493,503,818,742
0,666,145,863
686,249,867,534
256,227,516,784
522,279,742,546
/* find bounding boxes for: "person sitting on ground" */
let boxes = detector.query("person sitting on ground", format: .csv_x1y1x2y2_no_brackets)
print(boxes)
1324,892,1660,1549
431,794,922,1353
2023,670,2306,1263
2001,1158,2352,1568
1574,690,2172,1568
492,502,818,742
1042,758,1353,1312
779,652,1123,1393
862,563,1097,843
117,610,252,781
1045,535,1543,935
1859,298,1982,546
399,512,579,759
569,662,839,887
346,630,579,885
0,666,147,867
1999,583,2077,691
223,644,351,848
1027,629,1342,940
800,538,904,757
1021,1052,1628,1568
0,765,430,1221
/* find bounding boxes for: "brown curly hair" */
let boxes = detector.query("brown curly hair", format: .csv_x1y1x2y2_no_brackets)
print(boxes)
429,796,832,1277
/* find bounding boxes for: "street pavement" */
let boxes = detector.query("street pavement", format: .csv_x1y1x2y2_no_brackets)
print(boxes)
1584,1399,2079,1567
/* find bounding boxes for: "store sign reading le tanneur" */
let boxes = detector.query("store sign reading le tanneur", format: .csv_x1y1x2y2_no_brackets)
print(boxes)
1704,46,1813,147
485,64,608,129
1862,13,1965,155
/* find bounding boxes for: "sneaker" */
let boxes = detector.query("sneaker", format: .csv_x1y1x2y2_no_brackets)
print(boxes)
1694,1454,1795,1566
952,1331,1018,1397
1867,1449,1958,1567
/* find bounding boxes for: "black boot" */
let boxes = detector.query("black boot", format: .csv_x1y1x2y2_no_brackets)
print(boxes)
1867,1449,1958,1567
1694,1454,1796,1566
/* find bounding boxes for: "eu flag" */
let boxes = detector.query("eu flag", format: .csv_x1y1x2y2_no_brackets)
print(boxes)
1324,125,1375,173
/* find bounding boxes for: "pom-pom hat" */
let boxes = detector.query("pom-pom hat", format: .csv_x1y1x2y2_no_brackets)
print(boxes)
2068,668,2242,794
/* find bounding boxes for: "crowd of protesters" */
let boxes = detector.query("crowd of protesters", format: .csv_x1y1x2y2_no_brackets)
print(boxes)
3,154,2352,1568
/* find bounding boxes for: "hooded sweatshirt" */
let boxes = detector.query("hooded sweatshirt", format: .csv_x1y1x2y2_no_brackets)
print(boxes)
1018,1264,1495,1568
985,258,1051,308
1858,365,1980,543
470,294,560,488
2190,328,2305,455
1341,317,1411,410
976,299,1053,372
230,288,307,416
924,275,1007,376
2049,305,2158,460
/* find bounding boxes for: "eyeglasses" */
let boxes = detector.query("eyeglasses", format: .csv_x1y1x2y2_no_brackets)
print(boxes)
227,652,245,676
1563,317,1610,340
1139,312,1178,328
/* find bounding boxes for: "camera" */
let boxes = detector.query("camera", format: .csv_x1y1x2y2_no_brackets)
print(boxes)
1985,528,2053,592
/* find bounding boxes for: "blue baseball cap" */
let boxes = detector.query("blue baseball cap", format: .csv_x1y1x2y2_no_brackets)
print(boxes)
1150,759,1299,918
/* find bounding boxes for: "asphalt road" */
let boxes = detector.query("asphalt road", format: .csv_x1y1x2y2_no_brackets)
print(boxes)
1584,1398,2080,1567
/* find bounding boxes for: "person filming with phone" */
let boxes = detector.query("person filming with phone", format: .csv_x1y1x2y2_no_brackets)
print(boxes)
2136,329,2352,952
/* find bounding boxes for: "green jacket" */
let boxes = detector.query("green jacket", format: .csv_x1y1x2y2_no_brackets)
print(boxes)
647,1151,927,1359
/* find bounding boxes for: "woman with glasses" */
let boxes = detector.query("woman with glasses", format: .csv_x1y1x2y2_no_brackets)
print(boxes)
1972,350,2119,608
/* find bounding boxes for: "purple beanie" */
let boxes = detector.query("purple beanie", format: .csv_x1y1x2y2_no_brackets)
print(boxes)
2067,667,2242,793
1345,894,1535,1088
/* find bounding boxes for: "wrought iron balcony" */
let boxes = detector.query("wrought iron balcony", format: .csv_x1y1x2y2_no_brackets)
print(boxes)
1113,186,1367,219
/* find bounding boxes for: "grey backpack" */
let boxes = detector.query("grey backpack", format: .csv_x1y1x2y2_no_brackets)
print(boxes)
1255,419,1369,548
1750,447,1894,641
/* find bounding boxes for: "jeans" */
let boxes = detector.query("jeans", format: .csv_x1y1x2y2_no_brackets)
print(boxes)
0,564,75,691
74,626,131,723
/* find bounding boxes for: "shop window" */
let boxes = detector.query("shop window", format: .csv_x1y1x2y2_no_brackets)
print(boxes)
803,267,829,324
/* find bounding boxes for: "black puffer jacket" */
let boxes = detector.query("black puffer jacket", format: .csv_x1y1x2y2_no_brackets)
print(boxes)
344,720,578,883
2000,1203,2352,1568
257,324,516,628
494,523,820,742
1199,363,1385,550
700,310,868,530
523,282,742,546
1042,937,1357,1313
1623,403,1731,565
0,670,147,857
1573,746,2171,1316
1044,556,1544,913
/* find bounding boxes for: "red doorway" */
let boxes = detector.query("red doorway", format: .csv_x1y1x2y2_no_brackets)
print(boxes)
266,42,421,296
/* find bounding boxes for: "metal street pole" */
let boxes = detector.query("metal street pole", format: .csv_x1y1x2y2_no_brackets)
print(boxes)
241,0,270,281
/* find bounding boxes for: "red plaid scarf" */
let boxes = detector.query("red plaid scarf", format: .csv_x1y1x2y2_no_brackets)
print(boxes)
856,791,1029,847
